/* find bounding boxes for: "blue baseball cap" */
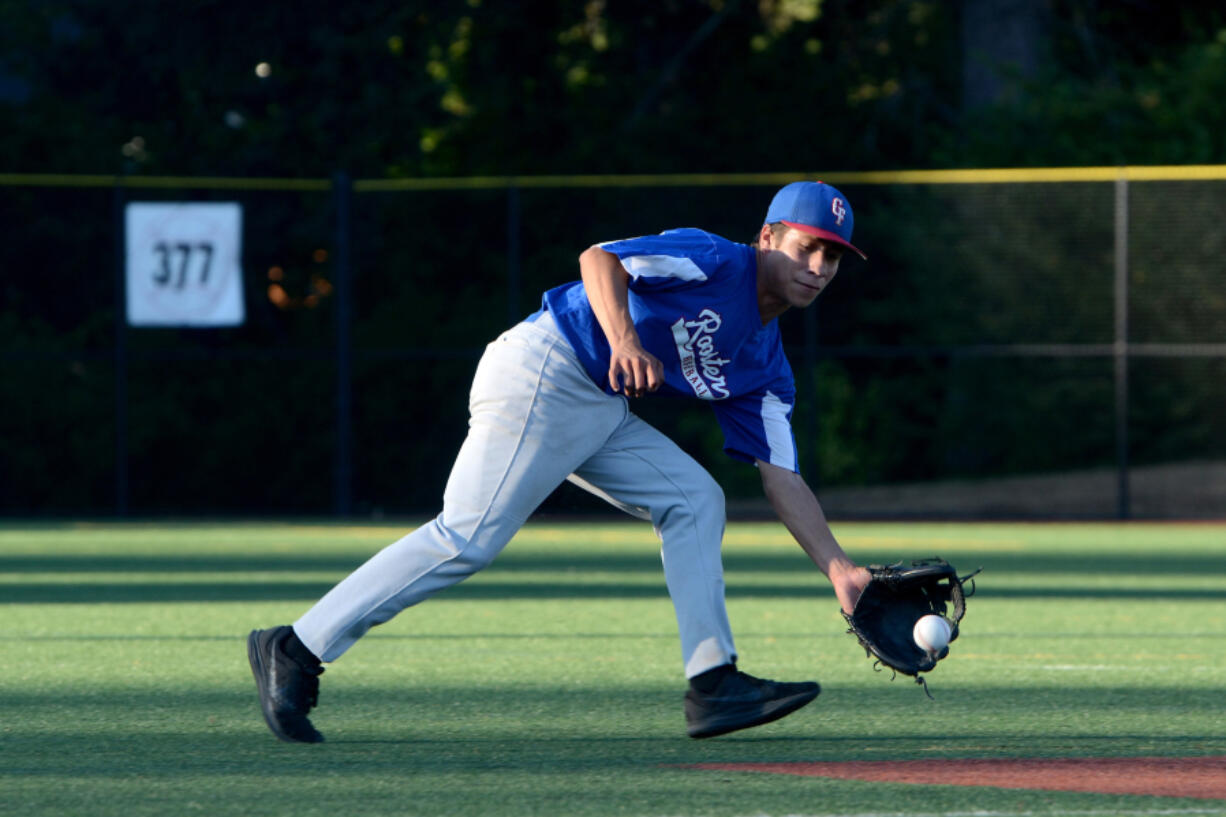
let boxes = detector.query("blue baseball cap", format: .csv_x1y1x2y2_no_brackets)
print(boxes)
764,181,866,259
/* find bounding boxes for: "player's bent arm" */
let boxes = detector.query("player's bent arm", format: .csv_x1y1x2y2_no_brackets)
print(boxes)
756,459,869,613
579,246,663,397
579,246,637,346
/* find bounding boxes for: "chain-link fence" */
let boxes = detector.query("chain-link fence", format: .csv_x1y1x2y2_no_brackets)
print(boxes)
3,168,1223,519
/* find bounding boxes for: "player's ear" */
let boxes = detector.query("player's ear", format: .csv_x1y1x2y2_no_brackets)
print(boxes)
757,224,775,249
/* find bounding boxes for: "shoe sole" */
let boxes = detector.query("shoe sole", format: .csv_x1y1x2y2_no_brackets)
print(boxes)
687,683,820,739
247,629,324,743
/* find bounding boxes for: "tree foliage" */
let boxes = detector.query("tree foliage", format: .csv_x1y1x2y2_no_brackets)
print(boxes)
5,1,1224,177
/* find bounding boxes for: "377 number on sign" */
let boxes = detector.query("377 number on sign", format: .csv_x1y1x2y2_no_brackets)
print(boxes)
152,242,215,289
125,202,245,327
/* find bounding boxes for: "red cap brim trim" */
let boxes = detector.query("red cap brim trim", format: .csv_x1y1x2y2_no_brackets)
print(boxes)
781,220,867,260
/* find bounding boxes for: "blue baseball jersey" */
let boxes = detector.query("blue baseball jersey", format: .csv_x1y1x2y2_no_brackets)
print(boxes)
539,228,799,471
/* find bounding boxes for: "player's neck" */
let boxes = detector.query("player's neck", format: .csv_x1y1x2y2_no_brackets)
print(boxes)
755,248,790,325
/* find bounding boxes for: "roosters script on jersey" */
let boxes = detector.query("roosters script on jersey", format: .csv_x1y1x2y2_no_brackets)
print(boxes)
670,308,731,399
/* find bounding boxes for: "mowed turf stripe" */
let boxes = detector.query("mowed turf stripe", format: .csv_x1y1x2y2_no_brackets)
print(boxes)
688,757,1226,800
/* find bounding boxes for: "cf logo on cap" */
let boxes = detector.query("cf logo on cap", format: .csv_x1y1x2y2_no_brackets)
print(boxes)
831,198,847,226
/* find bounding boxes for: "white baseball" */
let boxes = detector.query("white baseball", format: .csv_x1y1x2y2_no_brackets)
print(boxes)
913,614,952,652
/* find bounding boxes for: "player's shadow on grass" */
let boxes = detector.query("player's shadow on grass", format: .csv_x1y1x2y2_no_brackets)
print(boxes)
6,683,1221,773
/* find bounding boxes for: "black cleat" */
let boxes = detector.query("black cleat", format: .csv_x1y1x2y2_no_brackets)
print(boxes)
247,626,325,743
684,670,820,739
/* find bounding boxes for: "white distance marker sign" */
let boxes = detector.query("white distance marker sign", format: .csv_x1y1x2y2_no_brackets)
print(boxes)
125,202,245,327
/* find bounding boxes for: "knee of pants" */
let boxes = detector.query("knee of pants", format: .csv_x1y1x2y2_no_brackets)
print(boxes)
444,533,504,576
458,543,501,573
428,515,507,577
655,470,725,532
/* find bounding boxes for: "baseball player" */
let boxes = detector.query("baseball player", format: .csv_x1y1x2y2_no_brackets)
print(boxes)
249,181,873,742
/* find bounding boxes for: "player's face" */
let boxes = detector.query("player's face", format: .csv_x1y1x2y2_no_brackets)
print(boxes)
762,227,843,309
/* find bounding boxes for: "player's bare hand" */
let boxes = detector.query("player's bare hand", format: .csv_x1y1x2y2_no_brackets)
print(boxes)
608,342,663,398
833,564,872,615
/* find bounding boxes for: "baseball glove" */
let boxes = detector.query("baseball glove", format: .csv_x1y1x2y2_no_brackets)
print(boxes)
843,558,981,693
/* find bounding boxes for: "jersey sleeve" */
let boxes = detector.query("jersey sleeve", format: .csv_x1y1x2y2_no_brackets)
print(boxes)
599,229,728,293
710,387,799,471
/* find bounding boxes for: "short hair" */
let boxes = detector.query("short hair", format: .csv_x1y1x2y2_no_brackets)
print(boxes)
752,222,792,247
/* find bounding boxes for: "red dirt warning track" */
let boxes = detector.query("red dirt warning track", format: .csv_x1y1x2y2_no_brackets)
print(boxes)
688,757,1226,800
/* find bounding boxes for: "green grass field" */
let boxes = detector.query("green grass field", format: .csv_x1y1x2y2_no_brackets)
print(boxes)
2,519,1224,816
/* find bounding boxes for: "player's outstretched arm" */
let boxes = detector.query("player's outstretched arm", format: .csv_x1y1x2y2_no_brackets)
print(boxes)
756,459,870,613
579,246,663,398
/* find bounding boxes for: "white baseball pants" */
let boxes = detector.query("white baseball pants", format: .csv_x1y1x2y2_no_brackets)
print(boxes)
294,311,737,678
